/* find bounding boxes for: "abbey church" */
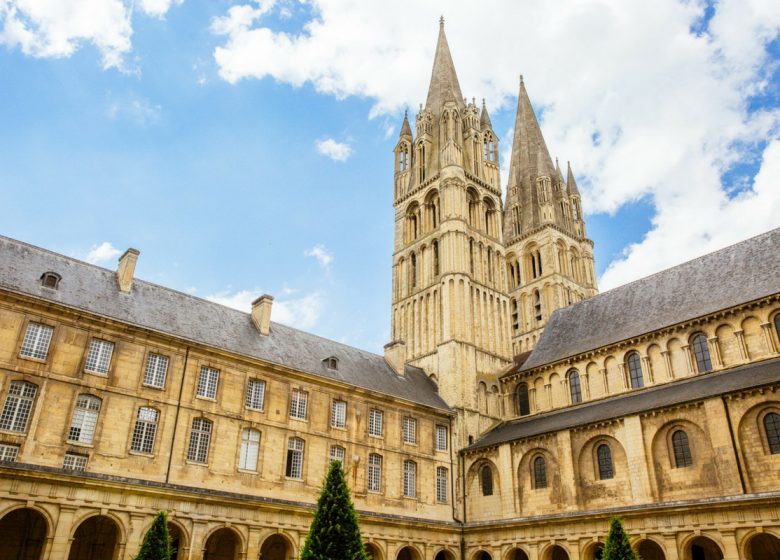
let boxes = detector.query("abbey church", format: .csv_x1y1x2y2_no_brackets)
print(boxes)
0,21,779,560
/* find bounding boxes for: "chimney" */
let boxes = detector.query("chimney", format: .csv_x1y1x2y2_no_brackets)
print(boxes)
251,294,274,336
384,340,406,376
116,248,140,293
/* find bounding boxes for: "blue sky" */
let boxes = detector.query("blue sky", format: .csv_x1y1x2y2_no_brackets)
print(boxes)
1,0,779,353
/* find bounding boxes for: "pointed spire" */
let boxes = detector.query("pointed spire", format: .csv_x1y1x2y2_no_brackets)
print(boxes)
567,161,581,196
480,98,493,129
400,109,412,138
425,18,465,115
555,157,565,184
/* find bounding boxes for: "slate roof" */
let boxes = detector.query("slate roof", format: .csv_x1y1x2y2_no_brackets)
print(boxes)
468,357,780,451
0,236,450,412
521,228,780,371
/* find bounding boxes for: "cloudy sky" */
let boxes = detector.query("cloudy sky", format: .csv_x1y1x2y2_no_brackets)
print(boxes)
1,0,779,353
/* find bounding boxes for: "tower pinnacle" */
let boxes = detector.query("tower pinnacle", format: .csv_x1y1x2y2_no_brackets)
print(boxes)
425,19,464,115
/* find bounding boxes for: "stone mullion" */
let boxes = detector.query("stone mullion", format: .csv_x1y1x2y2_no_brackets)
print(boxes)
761,321,778,354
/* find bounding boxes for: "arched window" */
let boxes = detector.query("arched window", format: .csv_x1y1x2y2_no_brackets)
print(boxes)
0,381,37,432
432,241,440,277
533,290,542,322
239,428,261,471
516,383,530,416
510,298,519,333
480,464,493,496
596,444,614,480
626,352,644,389
40,271,61,289
568,370,582,403
691,333,712,373
410,253,417,288
533,456,547,489
68,395,101,444
774,313,780,344
672,430,692,467
469,239,475,274
764,412,780,454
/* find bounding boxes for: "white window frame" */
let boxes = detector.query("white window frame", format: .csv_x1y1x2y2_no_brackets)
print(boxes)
67,395,101,444
84,339,114,375
239,428,261,471
367,453,382,492
143,353,169,388
368,408,383,437
286,437,304,479
0,381,37,433
435,424,448,451
19,322,54,360
289,389,308,420
130,407,159,454
402,416,417,444
245,379,266,411
436,466,448,503
63,453,88,471
0,444,19,462
329,445,345,465
331,400,347,429
187,417,212,464
403,460,416,498
196,366,219,400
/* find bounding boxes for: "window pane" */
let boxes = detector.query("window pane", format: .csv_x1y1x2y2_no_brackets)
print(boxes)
569,370,582,403
63,453,88,471
481,465,493,496
329,445,345,464
627,353,644,389
131,407,159,453
286,438,304,478
331,400,346,428
197,367,219,399
20,323,54,360
764,412,780,454
68,395,101,443
187,418,212,463
403,417,417,444
516,383,530,416
672,430,692,467
0,381,37,432
290,389,308,419
597,444,614,480
239,429,260,471
245,379,266,410
436,467,448,503
85,339,114,374
0,444,19,462
369,409,383,436
533,456,547,488
368,454,382,492
435,425,448,451
403,460,416,497
692,334,712,373
143,354,169,388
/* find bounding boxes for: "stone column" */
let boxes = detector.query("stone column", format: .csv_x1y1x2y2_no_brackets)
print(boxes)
761,322,778,354
46,506,77,560
618,363,628,390
583,373,591,399
661,533,680,560
600,368,609,395
709,336,723,368
719,530,740,560
125,513,149,559
681,344,695,374
734,330,748,361
641,356,653,383
544,384,552,409
661,350,674,379
530,388,537,413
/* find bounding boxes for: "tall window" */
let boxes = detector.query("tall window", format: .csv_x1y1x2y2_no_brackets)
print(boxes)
239,429,260,471
480,465,493,496
436,466,448,503
131,407,159,454
533,290,542,322
367,453,382,492
19,322,54,360
286,437,304,478
435,425,448,451
402,416,417,444
368,408,383,437
329,445,345,465
691,334,712,373
67,395,101,444
196,366,219,399
626,352,644,389
0,381,37,432
403,460,417,497
597,444,614,480
511,299,519,333
764,412,780,454
84,339,114,375
331,400,347,428
568,370,582,403
245,379,266,410
672,430,692,468
432,241,440,276
775,313,780,342
143,353,169,388
516,383,530,416
0,444,19,462
533,456,547,489
410,253,417,288
289,389,308,419
187,418,212,464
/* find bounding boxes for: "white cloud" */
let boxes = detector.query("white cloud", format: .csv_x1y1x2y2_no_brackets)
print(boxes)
304,244,333,270
106,94,162,125
213,0,780,289
0,0,182,69
315,138,353,161
85,241,121,264
206,288,324,330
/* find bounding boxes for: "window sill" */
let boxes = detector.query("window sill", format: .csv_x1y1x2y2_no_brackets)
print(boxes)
402,441,418,447
289,416,308,422
185,460,208,467
66,441,94,449
18,355,48,364
141,383,165,391
331,425,347,431
368,434,384,439
0,429,28,437
237,468,258,474
84,370,109,377
195,395,217,402
245,407,265,413
128,450,155,458
284,476,303,482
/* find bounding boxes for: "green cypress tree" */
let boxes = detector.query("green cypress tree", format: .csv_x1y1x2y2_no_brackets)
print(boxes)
602,517,638,560
301,460,369,560
134,511,171,560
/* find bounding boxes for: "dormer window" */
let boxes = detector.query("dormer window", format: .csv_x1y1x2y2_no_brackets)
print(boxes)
323,356,339,370
40,271,61,289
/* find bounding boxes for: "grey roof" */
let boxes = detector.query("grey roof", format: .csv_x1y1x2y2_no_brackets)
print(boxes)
0,236,450,412
521,228,780,370
469,357,780,451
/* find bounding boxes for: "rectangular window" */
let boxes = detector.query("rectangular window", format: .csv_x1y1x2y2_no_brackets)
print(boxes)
63,453,88,471
239,429,261,471
196,366,219,399
187,417,212,464
67,395,101,444
436,466,448,503
0,444,19,462
329,445,345,464
19,322,54,360
131,407,159,454
245,379,266,410
331,400,346,428
368,408,383,437
435,425,448,451
143,353,169,388
289,389,308,420
367,453,382,492
403,460,416,498
84,339,114,375
286,437,304,478
402,416,417,444
0,381,37,432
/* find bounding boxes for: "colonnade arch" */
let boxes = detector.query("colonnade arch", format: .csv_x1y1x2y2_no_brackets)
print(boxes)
744,531,780,559
505,549,530,560
203,527,241,560
68,514,121,560
542,544,569,560
635,539,665,560
397,545,423,560
433,549,457,560
259,533,293,560
0,507,48,560
685,535,724,560
365,542,383,560
581,542,604,560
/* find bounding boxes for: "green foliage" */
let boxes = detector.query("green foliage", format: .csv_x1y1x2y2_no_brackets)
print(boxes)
602,517,638,560
134,511,171,560
301,461,369,560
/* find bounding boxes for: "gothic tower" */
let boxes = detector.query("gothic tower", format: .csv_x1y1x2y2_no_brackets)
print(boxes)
503,78,598,355
390,20,513,451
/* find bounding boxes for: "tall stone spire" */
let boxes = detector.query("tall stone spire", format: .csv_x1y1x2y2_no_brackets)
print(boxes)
399,109,412,138
425,18,465,115
566,160,580,196
480,99,493,129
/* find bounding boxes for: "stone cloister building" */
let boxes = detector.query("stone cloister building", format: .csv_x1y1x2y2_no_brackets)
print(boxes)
0,20,778,560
